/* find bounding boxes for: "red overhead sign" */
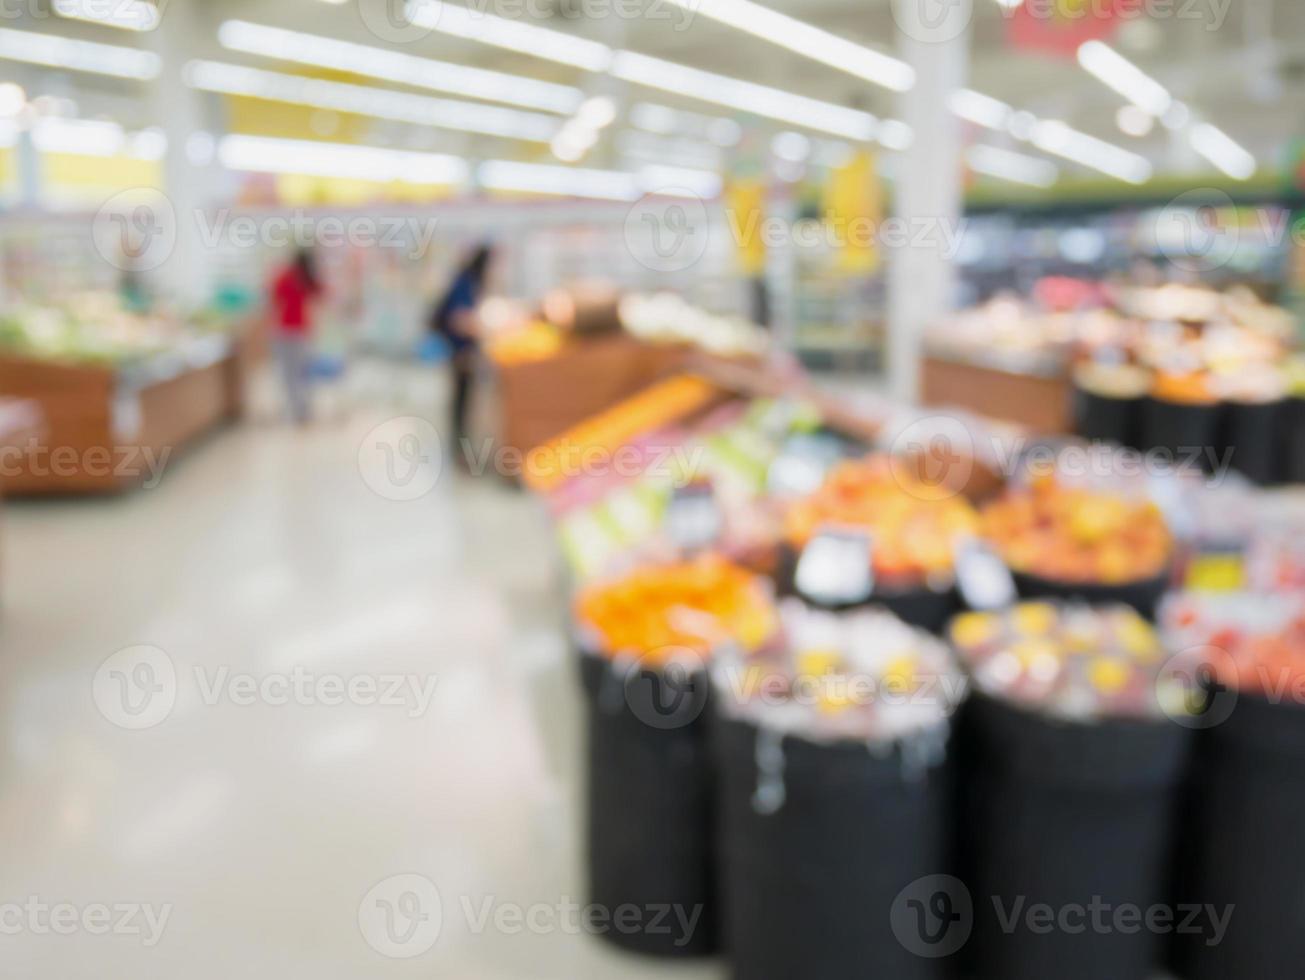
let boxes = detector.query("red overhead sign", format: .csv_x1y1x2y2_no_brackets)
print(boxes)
1007,0,1123,58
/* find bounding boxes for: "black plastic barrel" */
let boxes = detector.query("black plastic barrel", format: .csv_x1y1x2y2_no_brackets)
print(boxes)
578,648,718,957
1140,398,1224,471
715,714,956,980
1075,385,1142,450
961,693,1192,980
1011,568,1171,621
1222,400,1283,485
1177,692,1305,980
774,545,960,633
1282,397,1305,484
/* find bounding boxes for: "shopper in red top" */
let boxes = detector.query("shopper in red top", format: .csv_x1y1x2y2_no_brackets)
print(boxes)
268,248,321,424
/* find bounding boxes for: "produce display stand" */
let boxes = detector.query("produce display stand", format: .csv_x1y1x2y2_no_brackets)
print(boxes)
490,335,695,456
0,335,244,495
921,351,1074,434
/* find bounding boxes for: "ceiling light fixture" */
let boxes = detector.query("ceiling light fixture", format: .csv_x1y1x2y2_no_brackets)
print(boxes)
219,134,469,184
185,60,559,143
218,20,581,115
609,50,878,141
0,27,160,79
405,0,884,143
477,159,640,200
660,0,914,92
949,89,1012,130
1077,41,1171,116
966,144,1058,187
1188,122,1257,180
1031,119,1153,184
406,0,612,71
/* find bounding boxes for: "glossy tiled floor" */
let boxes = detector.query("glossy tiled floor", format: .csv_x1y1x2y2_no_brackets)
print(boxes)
0,367,725,979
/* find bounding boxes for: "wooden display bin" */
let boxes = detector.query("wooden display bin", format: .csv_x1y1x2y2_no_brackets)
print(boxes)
921,353,1074,434
491,335,694,456
0,340,243,495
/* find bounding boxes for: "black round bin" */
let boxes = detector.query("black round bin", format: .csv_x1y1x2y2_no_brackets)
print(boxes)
715,714,956,980
578,648,718,957
1177,691,1305,980
962,693,1192,980
1011,568,1172,621
1140,397,1224,469
1282,397,1305,484
1075,385,1143,450
1222,399,1283,486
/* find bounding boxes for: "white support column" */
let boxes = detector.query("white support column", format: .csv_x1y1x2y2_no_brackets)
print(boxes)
887,4,970,403
148,0,219,309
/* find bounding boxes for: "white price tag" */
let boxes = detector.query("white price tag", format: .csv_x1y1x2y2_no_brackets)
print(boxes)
794,527,874,607
955,538,1017,611
666,484,722,552
766,434,841,497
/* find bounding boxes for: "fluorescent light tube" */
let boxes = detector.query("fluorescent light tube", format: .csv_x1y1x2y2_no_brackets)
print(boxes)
661,0,913,92
610,50,877,141
1077,41,1171,117
219,134,468,184
1032,118,1152,183
0,27,160,79
966,144,1058,187
477,159,639,200
186,60,558,143
1189,122,1256,180
949,89,1012,130
406,0,612,71
637,164,722,198
218,20,581,114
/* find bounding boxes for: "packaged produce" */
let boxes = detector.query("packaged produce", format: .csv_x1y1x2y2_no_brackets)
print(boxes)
950,601,1184,721
573,553,777,661
783,455,981,587
713,598,965,745
980,473,1172,586
1161,592,1305,702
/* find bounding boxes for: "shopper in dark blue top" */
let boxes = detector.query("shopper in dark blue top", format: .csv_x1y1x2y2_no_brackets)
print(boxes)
431,244,495,468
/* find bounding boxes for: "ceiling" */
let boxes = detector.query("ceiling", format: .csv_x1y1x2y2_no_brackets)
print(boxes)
1,0,1301,185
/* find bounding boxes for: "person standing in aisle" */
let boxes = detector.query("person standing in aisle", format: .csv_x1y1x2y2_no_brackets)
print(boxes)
430,243,495,469
268,248,322,425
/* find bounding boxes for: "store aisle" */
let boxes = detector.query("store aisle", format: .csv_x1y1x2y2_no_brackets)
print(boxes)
0,388,724,979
